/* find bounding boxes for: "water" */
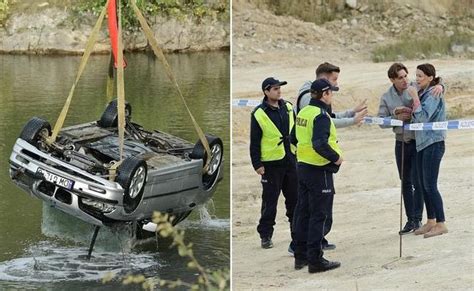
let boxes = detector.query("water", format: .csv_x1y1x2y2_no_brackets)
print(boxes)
0,51,230,289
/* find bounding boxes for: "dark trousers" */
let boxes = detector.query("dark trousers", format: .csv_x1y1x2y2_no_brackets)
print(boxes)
293,165,334,264
395,141,424,222
257,162,298,240
416,141,445,222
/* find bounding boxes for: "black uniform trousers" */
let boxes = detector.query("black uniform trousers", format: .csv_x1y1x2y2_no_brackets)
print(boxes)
293,164,334,264
257,158,298,240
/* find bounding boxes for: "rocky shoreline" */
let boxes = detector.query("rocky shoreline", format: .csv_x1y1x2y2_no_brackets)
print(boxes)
0,7,229,54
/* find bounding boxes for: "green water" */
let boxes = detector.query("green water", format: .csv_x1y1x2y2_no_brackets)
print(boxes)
0,51,229,289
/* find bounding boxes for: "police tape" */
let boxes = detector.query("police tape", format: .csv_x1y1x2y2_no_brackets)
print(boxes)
232,99,260,107
363,117,403,126
364,117,474,131
404,120,474,131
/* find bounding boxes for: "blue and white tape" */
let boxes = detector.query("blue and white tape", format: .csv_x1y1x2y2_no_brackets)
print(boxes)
364,117,403,127
364,116,474,131
232,99,261,107
404,120,474,131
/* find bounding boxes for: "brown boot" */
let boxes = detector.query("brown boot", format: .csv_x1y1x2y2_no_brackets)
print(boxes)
424,223,448,238
414,221,436,235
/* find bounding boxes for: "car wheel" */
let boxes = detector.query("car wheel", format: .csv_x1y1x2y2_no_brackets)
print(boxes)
97,99,132,128
117,157,147,214
171,210,192,226
189,135,223,190
19,117,51,147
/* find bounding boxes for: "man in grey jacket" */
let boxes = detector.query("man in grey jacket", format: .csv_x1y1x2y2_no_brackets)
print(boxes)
377,62,443,234
296,62,368,128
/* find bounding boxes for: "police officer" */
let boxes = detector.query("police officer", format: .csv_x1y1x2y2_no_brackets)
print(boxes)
293,78,342,273
250,77,297,250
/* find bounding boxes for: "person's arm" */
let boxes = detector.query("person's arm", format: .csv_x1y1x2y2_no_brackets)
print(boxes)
333,117,355,128
407,87,442,123
412,94,443,123
312,114,340,163
377,93,406,128
290,110,297,147
250,113,263,171
334,109,355,119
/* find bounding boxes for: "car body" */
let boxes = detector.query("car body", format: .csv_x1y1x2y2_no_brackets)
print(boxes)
9,100,224,228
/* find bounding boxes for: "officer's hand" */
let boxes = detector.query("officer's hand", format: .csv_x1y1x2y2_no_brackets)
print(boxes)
255,166,265,175
353,99,368,113
335,157,343,165
354,108,368,125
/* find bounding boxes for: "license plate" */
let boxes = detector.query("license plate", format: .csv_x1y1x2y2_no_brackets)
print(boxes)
37,168,74,190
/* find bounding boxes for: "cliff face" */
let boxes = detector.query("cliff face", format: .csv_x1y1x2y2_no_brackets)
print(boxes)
0,2,230,54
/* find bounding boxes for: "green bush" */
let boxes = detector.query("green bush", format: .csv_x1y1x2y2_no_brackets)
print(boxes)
0,0,9,26
76,0,229,29
103,212,230,290
371,33,474,62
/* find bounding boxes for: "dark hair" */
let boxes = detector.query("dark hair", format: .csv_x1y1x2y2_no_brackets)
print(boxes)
315,62,340,77
310,91,324,100
417,63,440,86
387,63,408,79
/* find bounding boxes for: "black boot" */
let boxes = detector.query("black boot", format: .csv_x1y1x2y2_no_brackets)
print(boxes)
308,258,341,273
294,258,308,270
399,220,417,235
261,237,273,249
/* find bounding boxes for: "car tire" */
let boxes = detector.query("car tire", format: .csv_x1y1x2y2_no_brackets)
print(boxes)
97,99,132,128
189,135,223,190
171,210,192,226
116,157,147,214
19,117,51,147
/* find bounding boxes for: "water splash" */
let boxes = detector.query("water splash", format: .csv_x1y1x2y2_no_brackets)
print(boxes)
179,200,229,230
0,241,160,283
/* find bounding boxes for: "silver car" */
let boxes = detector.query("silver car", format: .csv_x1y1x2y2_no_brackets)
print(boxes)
9,100,224,229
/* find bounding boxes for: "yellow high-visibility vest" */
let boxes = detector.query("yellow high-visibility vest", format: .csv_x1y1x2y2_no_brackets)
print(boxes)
295,105,342,165
254,102,295,161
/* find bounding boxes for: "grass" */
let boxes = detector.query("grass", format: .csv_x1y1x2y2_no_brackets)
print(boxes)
0,0,8,26
75,0,229,29
372,33,474,62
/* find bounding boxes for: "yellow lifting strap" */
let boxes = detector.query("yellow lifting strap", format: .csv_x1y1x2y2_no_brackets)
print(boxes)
47,0,110,144
116,1,126,161
130,0,212,170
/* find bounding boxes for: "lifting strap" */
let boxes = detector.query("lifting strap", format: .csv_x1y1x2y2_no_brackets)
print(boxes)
130,0,212,170
47,0,110,144
116,0,126,161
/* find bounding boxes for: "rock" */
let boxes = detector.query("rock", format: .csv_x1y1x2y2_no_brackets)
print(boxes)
253,48,264,54
346,0,357,9
376,36,385,42
342,18,348,24
445,30,454,37
358,5,369,13
467,46,474,53
38,2,49,8
351,19,358,26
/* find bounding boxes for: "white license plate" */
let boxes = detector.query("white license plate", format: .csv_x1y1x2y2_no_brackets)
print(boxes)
37,168,74,189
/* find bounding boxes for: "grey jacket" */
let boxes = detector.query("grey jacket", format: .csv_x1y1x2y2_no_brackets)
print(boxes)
377,85,416,142
297,80,356,128
412,86,446,152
